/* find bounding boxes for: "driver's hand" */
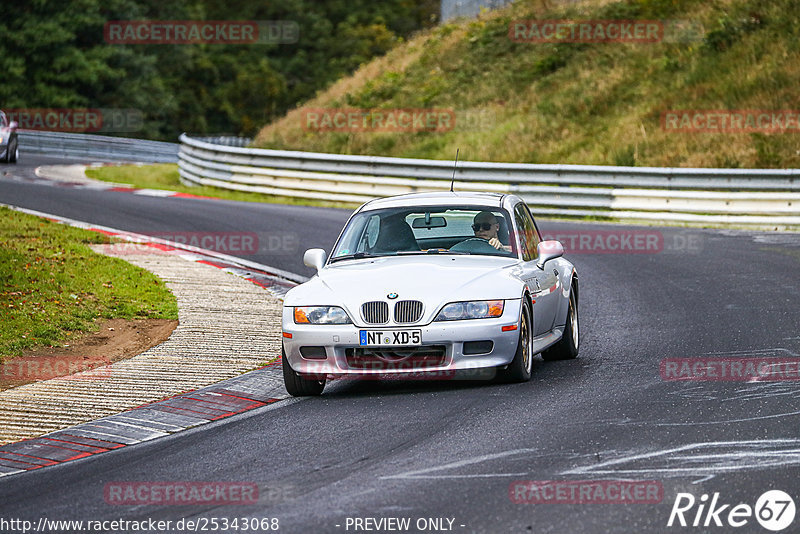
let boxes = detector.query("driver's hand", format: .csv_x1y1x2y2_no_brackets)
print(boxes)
488,238,512,252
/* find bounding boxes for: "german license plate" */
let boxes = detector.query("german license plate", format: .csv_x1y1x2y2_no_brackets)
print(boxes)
359,329,421,346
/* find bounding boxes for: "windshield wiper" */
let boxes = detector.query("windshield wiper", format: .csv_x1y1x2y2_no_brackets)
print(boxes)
329,252,382,263
427,249,470,255
395,250,470,255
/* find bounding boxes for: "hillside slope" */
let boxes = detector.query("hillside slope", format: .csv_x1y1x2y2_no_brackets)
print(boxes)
254,0,800,168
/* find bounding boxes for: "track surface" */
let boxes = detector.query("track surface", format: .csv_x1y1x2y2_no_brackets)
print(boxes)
1,156,800,533
0,155,348,278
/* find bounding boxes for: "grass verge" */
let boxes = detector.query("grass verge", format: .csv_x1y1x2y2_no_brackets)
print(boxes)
0,206,179,358
85,164,359,210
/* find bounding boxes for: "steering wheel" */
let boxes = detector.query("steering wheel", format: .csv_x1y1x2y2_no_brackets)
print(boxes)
449,238,501,254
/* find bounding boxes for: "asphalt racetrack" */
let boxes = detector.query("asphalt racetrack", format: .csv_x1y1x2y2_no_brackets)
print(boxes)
1,155,799,533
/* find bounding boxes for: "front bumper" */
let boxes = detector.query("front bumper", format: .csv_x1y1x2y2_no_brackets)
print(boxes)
282,299,522,378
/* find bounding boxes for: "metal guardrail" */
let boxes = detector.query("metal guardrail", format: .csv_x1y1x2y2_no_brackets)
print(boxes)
18,130,178,163
441,0,513,22
177,133,800,225
192,135,253,148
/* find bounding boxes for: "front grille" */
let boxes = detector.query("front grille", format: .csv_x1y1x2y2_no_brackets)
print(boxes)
361,301,389,324
345,345,447,370
394,300,423,323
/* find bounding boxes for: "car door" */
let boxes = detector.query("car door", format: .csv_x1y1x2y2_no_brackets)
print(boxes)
513,203,560,336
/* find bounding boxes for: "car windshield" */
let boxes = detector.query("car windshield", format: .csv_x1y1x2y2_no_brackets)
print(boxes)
330,205,517,261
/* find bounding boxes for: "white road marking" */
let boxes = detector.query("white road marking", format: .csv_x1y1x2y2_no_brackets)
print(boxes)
381,448,537,480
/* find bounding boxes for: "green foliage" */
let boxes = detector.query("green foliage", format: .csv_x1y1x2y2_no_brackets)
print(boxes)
0,0,437,139
751,134,782,167
254,0,800,169
703,12,765,52
532,46,572,77
612,145,638,167
347,72,405,108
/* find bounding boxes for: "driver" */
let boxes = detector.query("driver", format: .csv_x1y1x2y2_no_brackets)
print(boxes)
472,211,511,252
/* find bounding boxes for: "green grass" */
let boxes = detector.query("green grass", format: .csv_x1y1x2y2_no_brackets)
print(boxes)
253,0,800,169
0,207,178,358
85,164,360,210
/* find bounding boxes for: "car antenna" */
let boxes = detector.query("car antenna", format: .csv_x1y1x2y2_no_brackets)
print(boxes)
450,148,460,192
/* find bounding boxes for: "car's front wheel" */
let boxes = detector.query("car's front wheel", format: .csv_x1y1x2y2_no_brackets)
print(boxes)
282,346,325,396
1,139,15,164
498,298,533,382
9,138,18,163
542,288,579,361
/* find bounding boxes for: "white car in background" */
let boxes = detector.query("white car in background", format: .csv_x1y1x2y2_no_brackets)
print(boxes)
281,192,579,396
0,110,19,164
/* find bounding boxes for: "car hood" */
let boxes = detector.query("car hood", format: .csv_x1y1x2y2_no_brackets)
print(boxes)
284,255,523,325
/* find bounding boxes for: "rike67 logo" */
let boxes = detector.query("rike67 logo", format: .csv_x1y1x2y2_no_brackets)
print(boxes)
668,491,796,531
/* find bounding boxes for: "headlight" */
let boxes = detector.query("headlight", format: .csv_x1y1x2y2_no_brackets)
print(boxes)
294,306,352,324
434,300,504,321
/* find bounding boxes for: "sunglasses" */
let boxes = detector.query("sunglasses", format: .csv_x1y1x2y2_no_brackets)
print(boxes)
472,222,496,231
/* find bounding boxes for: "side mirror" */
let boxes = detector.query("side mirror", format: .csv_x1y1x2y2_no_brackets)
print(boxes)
8,121,18,130
303,248,327,272
536,240,564,269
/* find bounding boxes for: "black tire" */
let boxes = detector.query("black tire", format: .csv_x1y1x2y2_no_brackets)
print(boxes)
498,298,533,382
9,137,18,163
282,346,325,396
542,288,579,361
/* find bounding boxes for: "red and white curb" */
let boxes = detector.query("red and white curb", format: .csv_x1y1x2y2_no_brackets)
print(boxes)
0,204,304,477
0,362,287,478
23,163,223,201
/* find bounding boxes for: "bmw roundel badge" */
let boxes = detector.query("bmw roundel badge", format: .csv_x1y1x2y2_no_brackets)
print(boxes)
387,292,398,299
